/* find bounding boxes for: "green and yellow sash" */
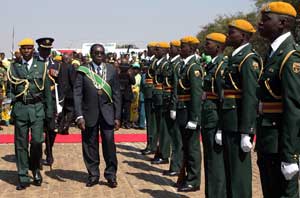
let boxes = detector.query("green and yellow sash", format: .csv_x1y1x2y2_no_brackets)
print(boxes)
77,66,113,102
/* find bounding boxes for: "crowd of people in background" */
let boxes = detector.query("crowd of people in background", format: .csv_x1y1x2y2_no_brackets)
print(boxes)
0,49,159,131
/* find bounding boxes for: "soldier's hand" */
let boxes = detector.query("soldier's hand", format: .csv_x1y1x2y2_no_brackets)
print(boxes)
185,121,197,130
170,110,176,120
240,134,252,152
114,120,121,131
215,130,222,146
77,118,86,131
281,162,299,180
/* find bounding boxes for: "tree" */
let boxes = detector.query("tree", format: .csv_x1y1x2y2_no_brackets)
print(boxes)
196,11,268,56
196,0,299,57
253,0,300,43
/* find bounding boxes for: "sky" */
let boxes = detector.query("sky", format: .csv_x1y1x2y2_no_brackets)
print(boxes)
1,0,256,55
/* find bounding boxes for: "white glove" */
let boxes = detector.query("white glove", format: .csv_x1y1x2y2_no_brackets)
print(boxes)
215,130,222,146
185,121,197,130
240,134,252,152
170,110,176,120
281,162,299,180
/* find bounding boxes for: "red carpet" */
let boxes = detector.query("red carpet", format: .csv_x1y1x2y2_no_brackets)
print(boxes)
0,133,256,144
0,133,147,144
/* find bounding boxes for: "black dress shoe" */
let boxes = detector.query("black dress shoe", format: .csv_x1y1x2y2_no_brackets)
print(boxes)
86,178,99,187
16,183,30,190
32,170,43,186
151,158,169,165
43,157,54,166
162,170,179,176
141,149,155,155
107,178,118,188
177,184,200,192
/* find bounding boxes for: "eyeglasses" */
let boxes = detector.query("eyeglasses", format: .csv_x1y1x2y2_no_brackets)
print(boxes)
93,51,105,55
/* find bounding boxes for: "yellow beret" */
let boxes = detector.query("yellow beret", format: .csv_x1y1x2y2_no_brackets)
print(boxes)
229,19,256,33
157,42,170,48
71,60,81,65
147,42,157,47
206,33,227,44
170,40,181,47
18,38,34,46
261,1,296,17
54,55,62,61
180,36,200,44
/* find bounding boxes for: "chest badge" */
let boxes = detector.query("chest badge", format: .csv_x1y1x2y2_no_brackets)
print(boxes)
194,70,201,77
292,62,300,73
252,61,259,70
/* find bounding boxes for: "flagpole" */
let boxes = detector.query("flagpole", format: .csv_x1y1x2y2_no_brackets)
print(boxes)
11,26,15,59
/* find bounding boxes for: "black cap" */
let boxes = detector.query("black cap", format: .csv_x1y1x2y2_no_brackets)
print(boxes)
36,37,54,48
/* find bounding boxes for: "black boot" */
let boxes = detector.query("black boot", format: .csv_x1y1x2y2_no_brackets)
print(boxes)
30,142,43,186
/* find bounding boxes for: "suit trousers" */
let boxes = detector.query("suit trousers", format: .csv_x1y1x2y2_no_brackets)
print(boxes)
257,152,299,198
81,117,118,180
223,131,252,198
144,99,157,151
121,99,131,127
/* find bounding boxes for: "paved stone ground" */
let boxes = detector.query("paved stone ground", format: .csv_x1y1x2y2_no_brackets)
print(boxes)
0,141,264,198
0,125,265,197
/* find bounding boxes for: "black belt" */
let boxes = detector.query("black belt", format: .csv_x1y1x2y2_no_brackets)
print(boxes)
17,97,42,105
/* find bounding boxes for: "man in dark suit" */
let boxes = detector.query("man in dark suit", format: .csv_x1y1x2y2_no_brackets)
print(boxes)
74,44,121,188
119,63,135,129
57,54,76,135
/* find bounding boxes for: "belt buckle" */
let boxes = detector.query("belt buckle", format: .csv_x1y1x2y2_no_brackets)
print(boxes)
258,101,263,115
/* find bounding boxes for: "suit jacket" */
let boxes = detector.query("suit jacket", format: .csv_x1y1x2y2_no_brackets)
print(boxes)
73,62,121,127
119,64,135,101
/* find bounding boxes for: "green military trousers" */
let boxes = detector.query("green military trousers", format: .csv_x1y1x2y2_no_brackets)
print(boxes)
256,118,299,198
223,131,252,198
15,119,44,183
13,102,45,183
154,104,171,159
202,126,226,197
162,110,182,171
144,99,157,152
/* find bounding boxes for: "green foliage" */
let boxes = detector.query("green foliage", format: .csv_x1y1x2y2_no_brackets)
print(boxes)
254,0,300,10
197,0,300,57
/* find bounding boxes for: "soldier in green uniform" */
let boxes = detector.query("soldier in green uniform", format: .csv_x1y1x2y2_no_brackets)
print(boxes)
257,2,300,197
151,42,171,164
7,38,53,190
35,37,61,168
221,19,262,198
161,40,183,175
201,32,227,198
141,42,158,155
175,36,202,192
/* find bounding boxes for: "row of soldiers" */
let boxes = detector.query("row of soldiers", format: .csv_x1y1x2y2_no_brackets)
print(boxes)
141,2,300,197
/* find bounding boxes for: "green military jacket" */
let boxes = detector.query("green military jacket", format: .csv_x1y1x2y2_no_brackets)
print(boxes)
153,56,168,106
222,44,261,133
7,58,53,122
144,56,157,99
202,55,227,129
256,35,300,163
162,54,181,110
176,55,203,126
